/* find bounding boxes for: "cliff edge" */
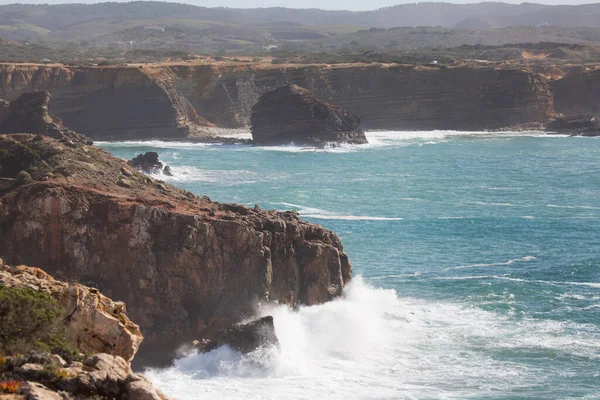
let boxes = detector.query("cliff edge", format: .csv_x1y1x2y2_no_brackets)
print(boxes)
0,133,352,365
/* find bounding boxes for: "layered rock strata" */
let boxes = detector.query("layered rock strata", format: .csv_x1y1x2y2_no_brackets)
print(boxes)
0,134,352,365
0,63,556,139
251,84,367,145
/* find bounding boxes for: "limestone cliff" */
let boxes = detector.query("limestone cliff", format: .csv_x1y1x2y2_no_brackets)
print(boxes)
0,63,556,139
0,134,352,365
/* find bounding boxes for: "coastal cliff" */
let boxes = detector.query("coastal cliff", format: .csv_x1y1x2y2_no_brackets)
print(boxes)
550,67,600,118
0,63,555,139
0,64,213,141
0,133,351,365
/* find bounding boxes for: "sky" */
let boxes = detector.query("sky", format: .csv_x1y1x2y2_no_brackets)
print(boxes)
0,0,595,10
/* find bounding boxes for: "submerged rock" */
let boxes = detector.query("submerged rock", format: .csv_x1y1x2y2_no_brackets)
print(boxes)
251,84,368,146
0,91,90,143
197,316,279,353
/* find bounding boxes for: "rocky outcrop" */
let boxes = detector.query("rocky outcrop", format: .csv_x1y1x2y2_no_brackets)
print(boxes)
251,84,367,145
128,152,172,175
0,260,143,362
546,114,600,136
551,67,600,119
0,134,352,366
0,352,168,399
0,258,168,399
0,91,88,143
0,63,556,138
196,316,279,353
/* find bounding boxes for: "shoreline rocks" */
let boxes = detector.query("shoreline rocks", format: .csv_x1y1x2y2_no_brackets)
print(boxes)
546,114,600,136
251,84,368,146
128,151,173,175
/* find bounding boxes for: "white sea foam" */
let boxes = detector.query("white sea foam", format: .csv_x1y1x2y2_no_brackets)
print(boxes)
547,204,600,210
443,256,536,271
98,130,555,155
269,202,404,221
145,277,600,399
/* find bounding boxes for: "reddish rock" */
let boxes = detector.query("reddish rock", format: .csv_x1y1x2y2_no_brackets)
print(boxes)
0,134,352,366
251,84,367,145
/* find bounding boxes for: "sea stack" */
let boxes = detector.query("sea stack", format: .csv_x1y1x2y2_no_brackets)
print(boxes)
250,84,368,145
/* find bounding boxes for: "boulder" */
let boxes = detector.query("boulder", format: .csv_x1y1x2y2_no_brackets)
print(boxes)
251,84,368,145
198,316,279,353
546,114,600,136
0,91,89,143
128,152,173,175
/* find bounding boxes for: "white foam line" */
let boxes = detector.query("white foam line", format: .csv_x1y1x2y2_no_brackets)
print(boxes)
435,275,600,289
443,256,536,271
547,204,600,210
269,202,403,221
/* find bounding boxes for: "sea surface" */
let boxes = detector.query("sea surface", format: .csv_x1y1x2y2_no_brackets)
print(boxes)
99,131,600,399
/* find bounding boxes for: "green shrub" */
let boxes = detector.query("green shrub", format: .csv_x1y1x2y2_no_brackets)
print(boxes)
0,285,76,359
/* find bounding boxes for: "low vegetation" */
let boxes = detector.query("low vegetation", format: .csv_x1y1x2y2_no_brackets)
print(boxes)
0,285,77,360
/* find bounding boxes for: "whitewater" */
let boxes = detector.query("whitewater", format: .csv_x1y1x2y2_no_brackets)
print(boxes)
99,131,600,399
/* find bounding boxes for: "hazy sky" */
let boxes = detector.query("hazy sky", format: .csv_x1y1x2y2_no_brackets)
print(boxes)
0,0,596,10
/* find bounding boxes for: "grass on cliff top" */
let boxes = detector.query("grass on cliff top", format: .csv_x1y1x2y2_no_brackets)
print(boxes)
0,285,77,360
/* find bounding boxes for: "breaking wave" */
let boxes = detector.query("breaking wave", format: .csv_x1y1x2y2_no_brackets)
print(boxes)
145,277,600,400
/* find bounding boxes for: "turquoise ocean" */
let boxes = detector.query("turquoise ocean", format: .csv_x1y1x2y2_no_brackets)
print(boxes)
99,131,600,399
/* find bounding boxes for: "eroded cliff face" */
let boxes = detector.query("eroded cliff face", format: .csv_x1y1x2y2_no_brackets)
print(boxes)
0,64,213,141
0,63,555,138
0,134,351,365
174,64,555,131
551,67,600,118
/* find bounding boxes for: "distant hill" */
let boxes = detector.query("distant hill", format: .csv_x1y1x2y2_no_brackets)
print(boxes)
3,1,600,61
4,1,600,41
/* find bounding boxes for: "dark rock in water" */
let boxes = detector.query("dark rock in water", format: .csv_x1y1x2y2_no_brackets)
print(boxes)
251,84,368,146
0,91,90,143
128,152,164,174
546,114,600,136
198,316,279,353
163,165,173,176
